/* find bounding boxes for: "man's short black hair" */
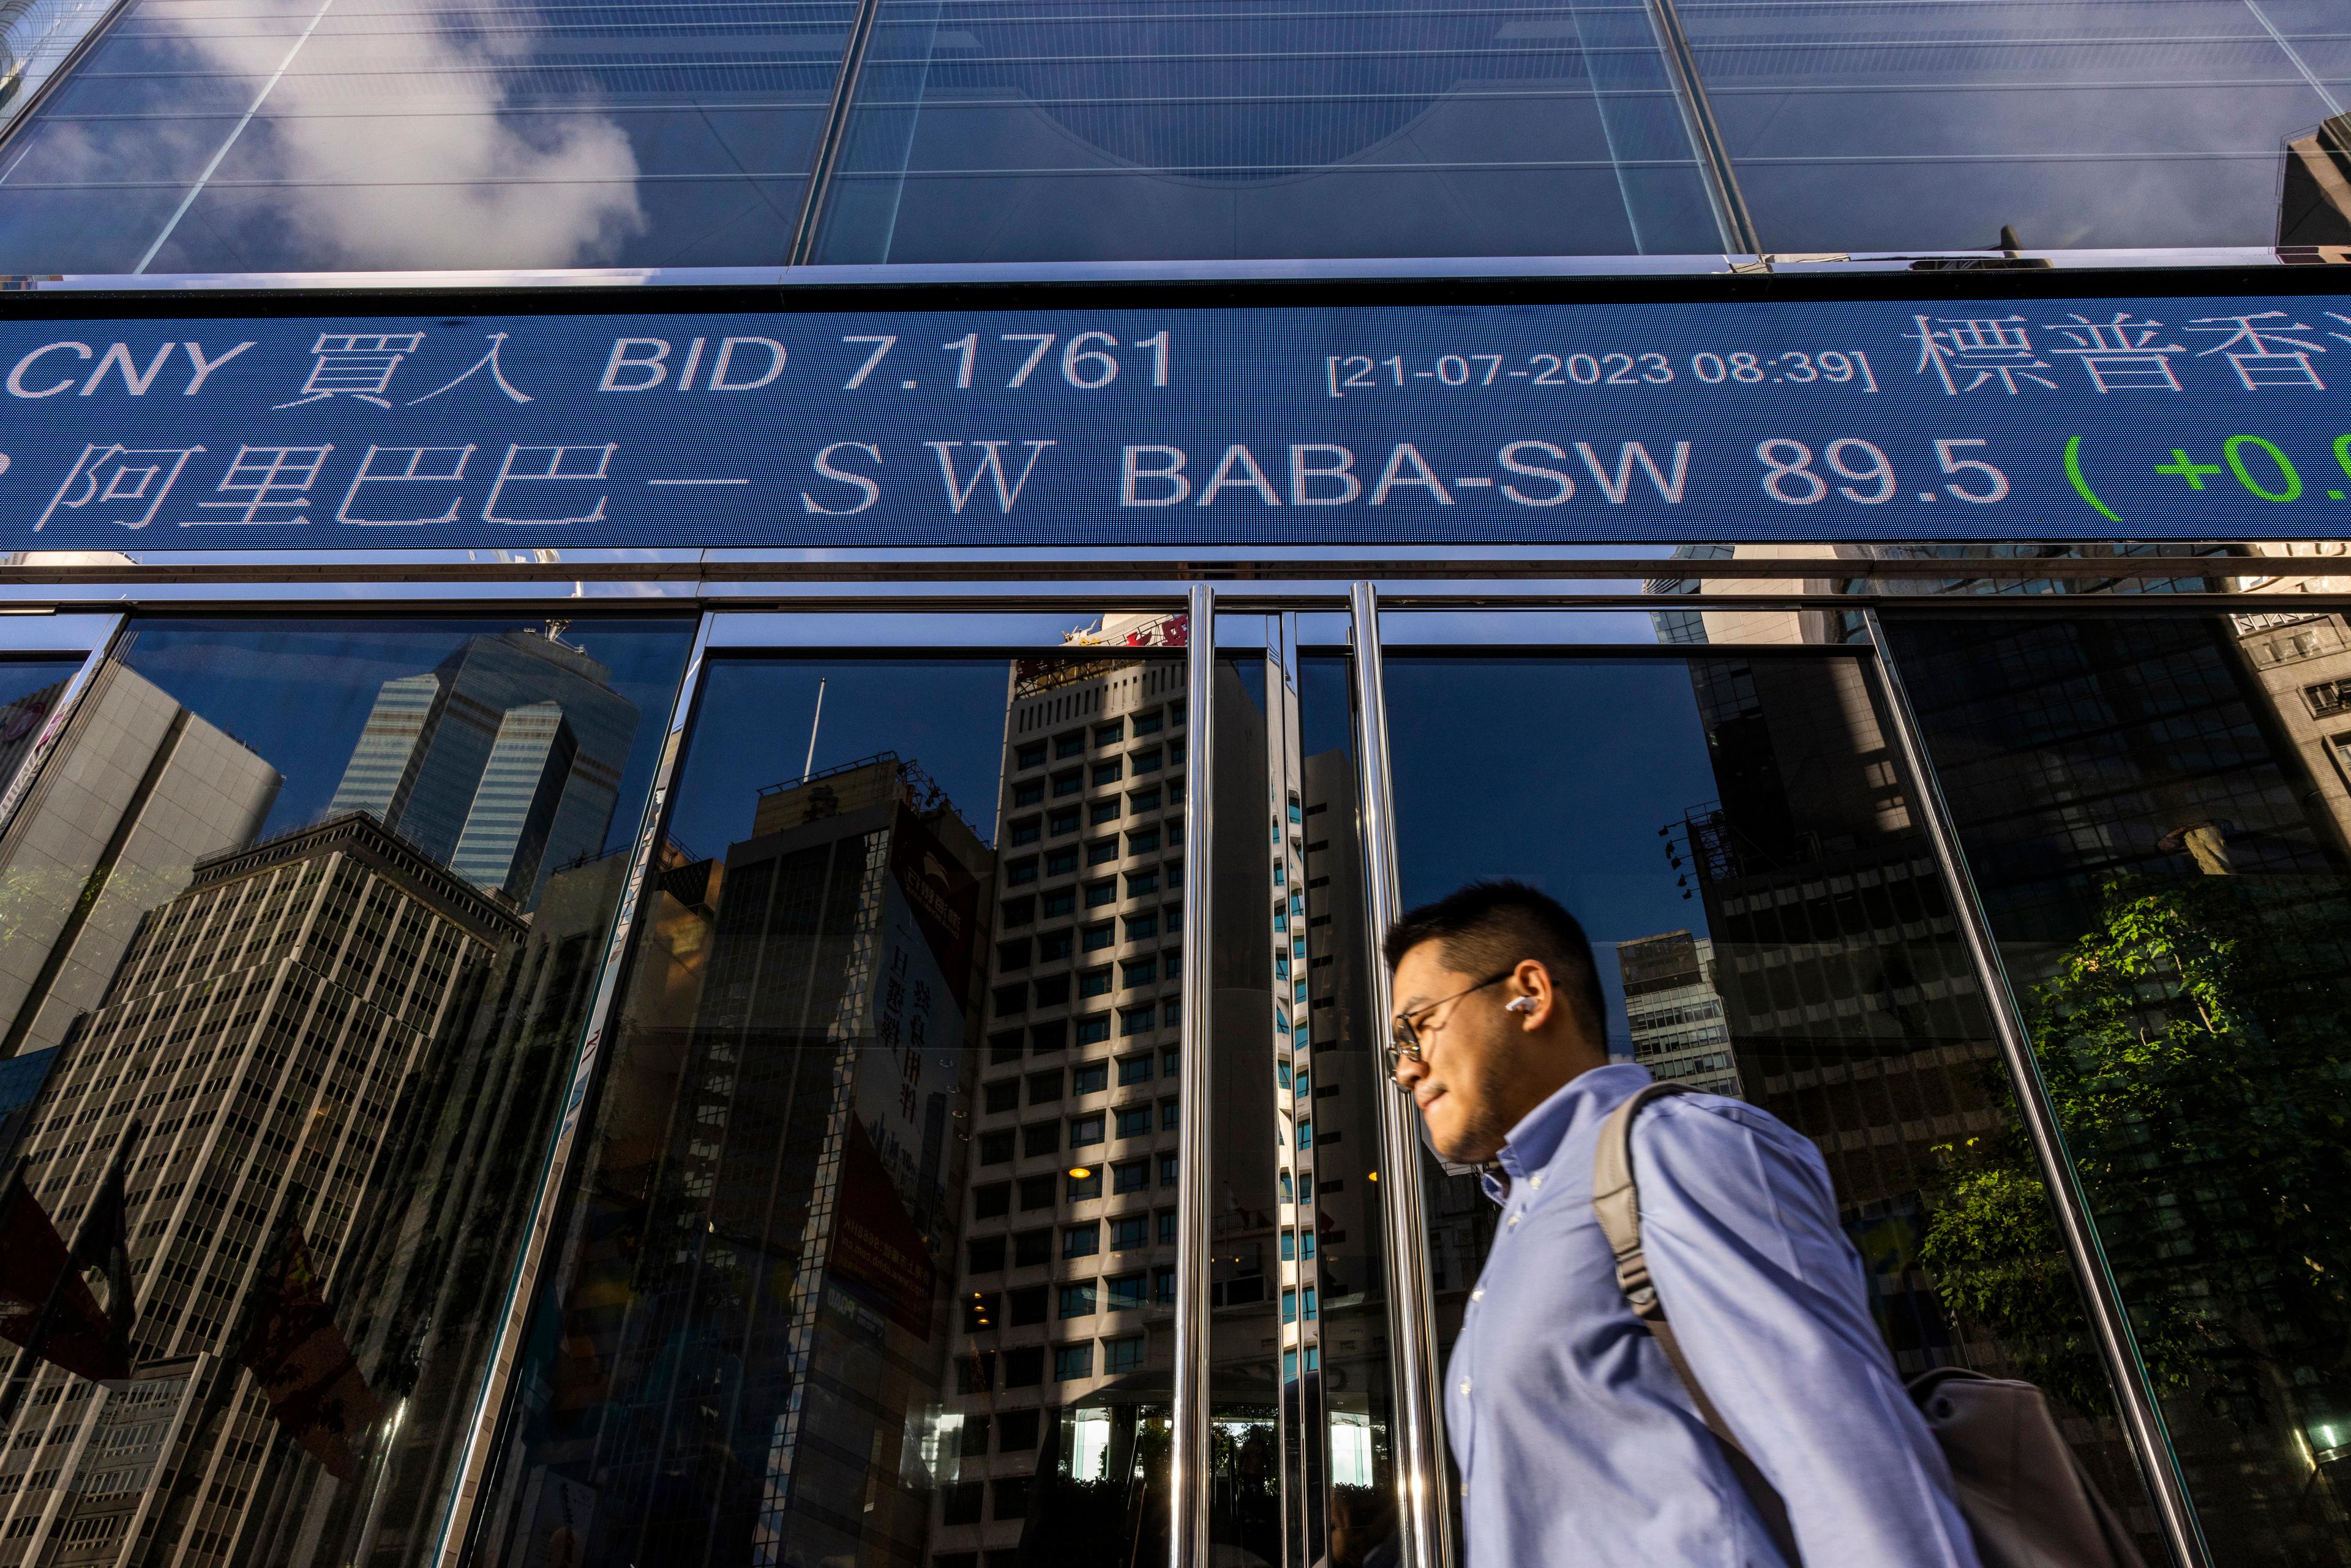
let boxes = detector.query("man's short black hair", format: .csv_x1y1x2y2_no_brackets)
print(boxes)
1382,879,1609,1046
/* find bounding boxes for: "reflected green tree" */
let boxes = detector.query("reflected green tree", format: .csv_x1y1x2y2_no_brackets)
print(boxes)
1920,875,2351,1439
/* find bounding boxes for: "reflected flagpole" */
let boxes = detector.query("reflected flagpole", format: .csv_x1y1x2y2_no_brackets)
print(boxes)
0,1117,140,1426
803,677,827,782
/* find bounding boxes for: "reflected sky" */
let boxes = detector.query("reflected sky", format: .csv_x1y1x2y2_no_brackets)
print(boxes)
0,658,84,711
0,0,850,271
666,656,1014,855
808,0,1722,261
0,0,2335,270
1385,656,1722,1048
1689,0,2347,252
119,616,694,850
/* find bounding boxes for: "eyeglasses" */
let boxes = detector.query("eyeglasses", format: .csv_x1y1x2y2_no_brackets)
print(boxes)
1385,968,1517,1078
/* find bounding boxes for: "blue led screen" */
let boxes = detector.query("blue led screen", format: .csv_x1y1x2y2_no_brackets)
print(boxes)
5,293,2349,549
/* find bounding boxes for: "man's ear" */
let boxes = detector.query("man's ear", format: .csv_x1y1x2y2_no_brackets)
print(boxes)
1505,958,1555,1027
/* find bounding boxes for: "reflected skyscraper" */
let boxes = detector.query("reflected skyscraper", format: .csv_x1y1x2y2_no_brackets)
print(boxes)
0,812,523,1567
506,753,989,1568
0,662,281,1059
1616,931,1739,1097
329,628,638,906
939,614,1190,1568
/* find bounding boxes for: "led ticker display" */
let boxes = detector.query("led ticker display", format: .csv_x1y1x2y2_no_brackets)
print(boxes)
2,292,2347,549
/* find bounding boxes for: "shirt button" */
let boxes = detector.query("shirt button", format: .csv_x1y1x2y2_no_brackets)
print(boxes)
1460,1379,1472,1397
1530,1174,1543,1189
1471,1288,1485,1301
1507,1212,1521,1228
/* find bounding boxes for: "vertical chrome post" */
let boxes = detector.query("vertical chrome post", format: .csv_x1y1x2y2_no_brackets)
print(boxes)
429,610,719,1568
1861,608,2210,1568
1346,582,1452,1568
784,0,884,263
1171,583,1215,1568
1637,0,1760,256
0,614,126,847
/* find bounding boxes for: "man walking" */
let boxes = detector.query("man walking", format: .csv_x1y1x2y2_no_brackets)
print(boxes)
1384,879,1979,1567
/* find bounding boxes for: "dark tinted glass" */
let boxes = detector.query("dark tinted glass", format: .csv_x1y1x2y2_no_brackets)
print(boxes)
0,615,694,1566
479,626,1189,1567
1381,645,2161,1557
1881,609,2351,1562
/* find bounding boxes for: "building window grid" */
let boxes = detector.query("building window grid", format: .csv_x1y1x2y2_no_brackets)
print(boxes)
959,667,1187,1423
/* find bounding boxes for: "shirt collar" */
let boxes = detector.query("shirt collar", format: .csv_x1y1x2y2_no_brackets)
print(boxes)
1485,1062,1654,1202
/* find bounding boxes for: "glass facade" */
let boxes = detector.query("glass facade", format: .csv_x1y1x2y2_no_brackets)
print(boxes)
0,574,2347,1568
1881,609,2351,1566
0,617,697,1568
1,0,2347,268
1,0,2349,1553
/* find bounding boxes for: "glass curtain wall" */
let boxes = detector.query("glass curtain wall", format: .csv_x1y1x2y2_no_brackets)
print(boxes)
804,0,1727,263
12,589,2347,1568
1879,607,2351,1566
0,0,856,273
0,0,2342,265
1371,618,2164,1560
1681,0,2351,253
472,615,1193,1568
0,613,696,1568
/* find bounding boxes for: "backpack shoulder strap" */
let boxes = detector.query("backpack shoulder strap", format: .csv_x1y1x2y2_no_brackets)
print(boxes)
1594,1081,1804,1566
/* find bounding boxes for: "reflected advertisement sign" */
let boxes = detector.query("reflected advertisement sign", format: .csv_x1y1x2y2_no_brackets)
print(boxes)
3,290,2347,546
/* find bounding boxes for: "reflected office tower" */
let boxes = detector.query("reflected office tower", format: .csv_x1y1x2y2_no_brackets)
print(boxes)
0,661,281,1060
1616,931,1740,1097
1881,606,2351,1557
938,614,1188,1568
328,627,639,906
0,812,522,1568
1659,636,2004,1380
238,846,643,1568
2224,578,2351,867
541,754,990,1568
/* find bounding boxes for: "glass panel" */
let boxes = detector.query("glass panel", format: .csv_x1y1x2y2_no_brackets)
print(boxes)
1880,608,2351,1562
0,615,695,1565
0,654,107,1155
808,0,1725,263
478,615,1190,1568
1380,607,1824,648
1682,0,2345,253
1204,620,1391,1568
1379,645,2161,1556
0,0,852,273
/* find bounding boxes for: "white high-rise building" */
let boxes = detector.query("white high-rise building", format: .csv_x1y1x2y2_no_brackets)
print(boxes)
1617,930,1741,1098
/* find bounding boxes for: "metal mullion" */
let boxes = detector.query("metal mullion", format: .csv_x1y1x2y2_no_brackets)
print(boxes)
1637,0,1761,256
1172,582,1215,1568
0,612,126,847
786,0,889,264
427,609,720,1568
1858,606,2211,1568
1346,581,1451,1568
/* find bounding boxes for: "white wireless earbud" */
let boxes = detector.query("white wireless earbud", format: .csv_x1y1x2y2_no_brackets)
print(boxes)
1505,996,1537,1015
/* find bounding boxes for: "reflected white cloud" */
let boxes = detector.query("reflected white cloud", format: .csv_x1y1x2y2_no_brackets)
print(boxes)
225,0,647,268
111,0,650,268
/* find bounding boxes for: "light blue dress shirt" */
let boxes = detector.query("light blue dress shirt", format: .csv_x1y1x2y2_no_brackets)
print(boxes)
1442,1063,1981,1567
